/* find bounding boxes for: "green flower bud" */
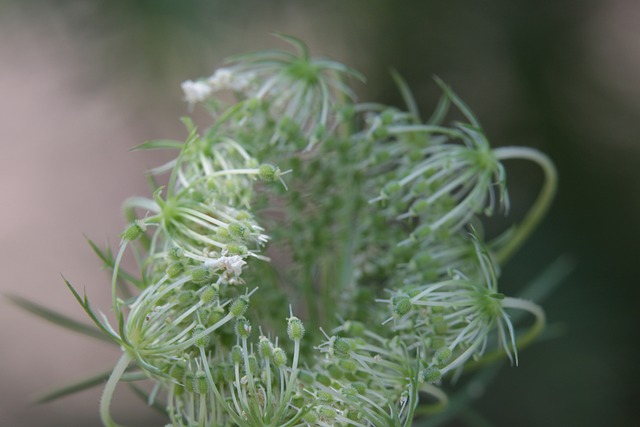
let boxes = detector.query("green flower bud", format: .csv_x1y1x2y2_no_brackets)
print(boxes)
373,125,388,139
236,210,252,221
166,262,184,278
273,347,287,367
291,393,304,408
431,305,445,314
339,359,358,373
383,180,402,198
332,337,351,358
231,345,243,365
168,247,183,261
247,354,258,374
287,316,305,341
352,382,367,394
223,364,235,382
318,390,333,402
327,364,343,379
235,317,251,338
432,315,449,335
229,296,249,317
184,371,195,393
226,244,248,255
411,224,432,241
200,285,216,304
122,222,145,241
170,361,186,382
318,406,336,420
259,336,272,359
393,295,412,316
302,412,318,424
381,109,395,125
316,373,332,387
194,371,208,394
258,164,279,183
177,290,196,305
173,384,184,397
191,267,212,285
410,198,430,215
193,324,209,348
435,347,452,365
341,386,358,399
345,409,363,421
431,337,445,349
422,366,442,384
228,222,249,240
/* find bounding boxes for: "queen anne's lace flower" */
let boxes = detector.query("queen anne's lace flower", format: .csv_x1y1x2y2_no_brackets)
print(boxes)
38,36,555,427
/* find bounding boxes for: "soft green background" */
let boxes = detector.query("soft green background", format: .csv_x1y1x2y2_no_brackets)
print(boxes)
1,1,638,426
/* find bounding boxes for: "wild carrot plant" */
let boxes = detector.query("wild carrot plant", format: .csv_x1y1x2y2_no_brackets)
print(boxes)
15,35,557,426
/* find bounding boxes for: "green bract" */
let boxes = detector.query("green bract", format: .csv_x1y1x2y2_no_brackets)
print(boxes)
44,35,557,427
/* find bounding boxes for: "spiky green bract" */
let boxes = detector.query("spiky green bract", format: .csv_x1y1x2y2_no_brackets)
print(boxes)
51,36,554,427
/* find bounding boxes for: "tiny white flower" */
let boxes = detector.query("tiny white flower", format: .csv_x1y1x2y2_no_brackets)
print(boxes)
181,79,212,104
207,68,234,89
205,255,246,278
207,68,253,92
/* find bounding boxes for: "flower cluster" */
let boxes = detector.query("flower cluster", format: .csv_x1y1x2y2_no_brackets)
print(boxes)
54,36,555,426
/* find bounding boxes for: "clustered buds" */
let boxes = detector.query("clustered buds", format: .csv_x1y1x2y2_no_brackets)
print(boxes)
72,35,553,427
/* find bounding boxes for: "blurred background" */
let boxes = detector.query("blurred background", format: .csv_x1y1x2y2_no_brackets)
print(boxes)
1,0,638,426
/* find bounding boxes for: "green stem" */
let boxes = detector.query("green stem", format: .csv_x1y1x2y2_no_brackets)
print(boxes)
465,297,545,370
501,297,546,352
100,353,132,427
492,146,557,264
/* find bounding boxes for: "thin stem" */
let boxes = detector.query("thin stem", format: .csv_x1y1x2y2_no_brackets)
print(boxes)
100,353,132,427
501,297,546,351
111,242,129,313
492,146,557,264
465,297,545,371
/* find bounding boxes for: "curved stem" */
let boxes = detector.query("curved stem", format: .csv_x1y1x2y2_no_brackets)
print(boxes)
100,353,131,427
465,297,545,371
492,146,557,264
501,297,546,351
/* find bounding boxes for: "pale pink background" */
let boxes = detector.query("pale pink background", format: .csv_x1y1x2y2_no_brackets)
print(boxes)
0,8,195,426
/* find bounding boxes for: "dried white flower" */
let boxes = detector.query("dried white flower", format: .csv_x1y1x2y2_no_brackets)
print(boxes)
181,79,212,104
208,67,253,92
205,254,246,277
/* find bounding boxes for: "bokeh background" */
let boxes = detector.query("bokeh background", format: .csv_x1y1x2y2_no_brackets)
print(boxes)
1,0,639,426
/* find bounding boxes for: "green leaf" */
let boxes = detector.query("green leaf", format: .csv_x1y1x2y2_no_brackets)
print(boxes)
5,294,114,344
433,76,480,127
271,33,309,60
130,139,183,151
63,276,122,345
35,368,147,403
390,69,420,122
85,237,143,289
427,90,451,125
180,116,197,134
